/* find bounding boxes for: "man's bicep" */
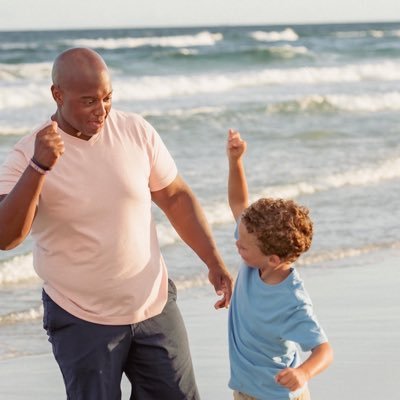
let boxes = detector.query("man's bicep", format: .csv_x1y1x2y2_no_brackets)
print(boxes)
151,175,189,212
0,194,7,203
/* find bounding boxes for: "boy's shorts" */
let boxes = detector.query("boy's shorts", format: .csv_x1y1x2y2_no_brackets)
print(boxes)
43,279,200,400
233,387,311,400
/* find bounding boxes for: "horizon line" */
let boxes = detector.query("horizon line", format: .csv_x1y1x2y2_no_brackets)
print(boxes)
0,18,399,34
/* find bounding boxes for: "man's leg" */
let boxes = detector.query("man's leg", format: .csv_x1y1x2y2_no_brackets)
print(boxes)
124,279,200,400
42,290,131,400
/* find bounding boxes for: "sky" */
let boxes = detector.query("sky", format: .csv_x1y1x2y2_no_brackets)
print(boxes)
0,0,399,31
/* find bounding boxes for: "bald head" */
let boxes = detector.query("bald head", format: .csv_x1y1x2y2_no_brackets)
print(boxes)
52,48,110,89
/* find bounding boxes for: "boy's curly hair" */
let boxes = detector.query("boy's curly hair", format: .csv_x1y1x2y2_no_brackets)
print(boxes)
241,198,313,263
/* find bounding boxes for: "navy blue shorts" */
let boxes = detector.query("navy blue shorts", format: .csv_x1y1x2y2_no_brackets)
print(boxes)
42,280,200,400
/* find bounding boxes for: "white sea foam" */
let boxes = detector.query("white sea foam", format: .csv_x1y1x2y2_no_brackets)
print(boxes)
267,45,310,58
154,155,400,246
335,29,400,38
298,241,400,266
0,254,38,285
250,28,299,42
156,223,180,247
110,60,400,101
141,105,225,118
268,91,400,113
0,305,43,325
260,156,400,199
0,62,52,82
3,60,400,109
0,83,53,110
66,31,223,49
0,124,31,136
326,91,400,112
0,42,40,51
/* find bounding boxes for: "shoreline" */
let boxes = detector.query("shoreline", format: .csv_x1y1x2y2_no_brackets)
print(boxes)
0,248,399,399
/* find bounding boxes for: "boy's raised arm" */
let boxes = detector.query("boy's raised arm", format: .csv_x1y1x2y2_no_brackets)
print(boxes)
227,129,249,221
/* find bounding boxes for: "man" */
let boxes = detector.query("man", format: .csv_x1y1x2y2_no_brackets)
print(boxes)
0,48,232,400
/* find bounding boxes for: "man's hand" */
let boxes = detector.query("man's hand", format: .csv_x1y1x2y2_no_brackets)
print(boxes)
33,121,65,169
208,264,233,309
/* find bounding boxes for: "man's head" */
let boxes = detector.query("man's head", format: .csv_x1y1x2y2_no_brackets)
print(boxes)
241,198,313,264
51,47,113,138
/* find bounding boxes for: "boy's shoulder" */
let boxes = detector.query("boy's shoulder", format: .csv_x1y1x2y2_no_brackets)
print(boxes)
286,268,313,307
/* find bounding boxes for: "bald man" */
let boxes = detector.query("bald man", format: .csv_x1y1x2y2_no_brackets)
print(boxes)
0,48,232,400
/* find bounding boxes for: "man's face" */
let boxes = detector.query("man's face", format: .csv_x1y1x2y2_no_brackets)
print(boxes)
54,70,112,137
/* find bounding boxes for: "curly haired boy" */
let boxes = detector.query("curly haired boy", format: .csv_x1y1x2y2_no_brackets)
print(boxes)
226,129,333,400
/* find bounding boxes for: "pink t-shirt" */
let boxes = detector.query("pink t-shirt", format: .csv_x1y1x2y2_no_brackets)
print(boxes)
0,109,178,325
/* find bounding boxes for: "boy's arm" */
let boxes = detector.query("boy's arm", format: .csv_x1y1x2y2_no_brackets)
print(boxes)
227,129,249,221
275,342,333,391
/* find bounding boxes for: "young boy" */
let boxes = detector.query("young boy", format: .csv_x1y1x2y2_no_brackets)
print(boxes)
226,129,333,400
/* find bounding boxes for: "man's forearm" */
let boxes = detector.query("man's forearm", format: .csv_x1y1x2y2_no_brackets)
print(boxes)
165,188,224,268
0,166,45,250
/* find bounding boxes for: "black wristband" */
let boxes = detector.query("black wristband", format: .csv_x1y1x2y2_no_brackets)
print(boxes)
31,157,51,171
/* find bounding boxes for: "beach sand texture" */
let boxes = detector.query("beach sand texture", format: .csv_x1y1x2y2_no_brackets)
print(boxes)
0,248,399,399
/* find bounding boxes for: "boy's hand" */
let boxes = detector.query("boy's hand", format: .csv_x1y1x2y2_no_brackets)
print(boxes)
275,367,309,392
227,129,246,161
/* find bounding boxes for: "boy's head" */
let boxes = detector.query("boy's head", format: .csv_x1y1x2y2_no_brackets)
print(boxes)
241,198,313,263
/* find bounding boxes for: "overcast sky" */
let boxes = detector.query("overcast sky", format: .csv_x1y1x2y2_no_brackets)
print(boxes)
0,0,399,31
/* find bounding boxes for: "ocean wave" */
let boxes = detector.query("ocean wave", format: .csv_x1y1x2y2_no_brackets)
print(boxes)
0,124,31,136
0,62,52,82
266,45,310,58
3,60,400,109
0,254,38,285
142,105,225,119
334,29,400,39
65,31,223,49
0,42,40,51
0,84,52,110
154,155,400,243
250,28,299,42
268,91,400,113
0,305,43,325
298,241,400,266
109,60,400,101
260,156,400,199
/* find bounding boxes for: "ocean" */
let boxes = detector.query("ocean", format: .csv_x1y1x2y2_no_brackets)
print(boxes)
0,20,399,378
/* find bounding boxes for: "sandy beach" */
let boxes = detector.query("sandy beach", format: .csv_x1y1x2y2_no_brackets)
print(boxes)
0,247,399,399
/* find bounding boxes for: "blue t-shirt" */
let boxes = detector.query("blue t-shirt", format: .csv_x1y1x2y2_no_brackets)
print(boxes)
228,229,327,399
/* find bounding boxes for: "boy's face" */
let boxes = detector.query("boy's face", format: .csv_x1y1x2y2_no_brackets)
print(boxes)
236,221,269,268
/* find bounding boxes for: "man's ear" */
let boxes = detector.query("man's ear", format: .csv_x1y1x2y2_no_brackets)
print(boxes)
51,84,63,106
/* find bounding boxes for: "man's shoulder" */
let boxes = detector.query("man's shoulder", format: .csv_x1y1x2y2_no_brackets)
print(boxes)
110,109,147,126
13,120,51,151
107,109,157,146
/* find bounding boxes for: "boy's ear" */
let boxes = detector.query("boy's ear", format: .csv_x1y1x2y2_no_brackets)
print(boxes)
268,254,282,267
